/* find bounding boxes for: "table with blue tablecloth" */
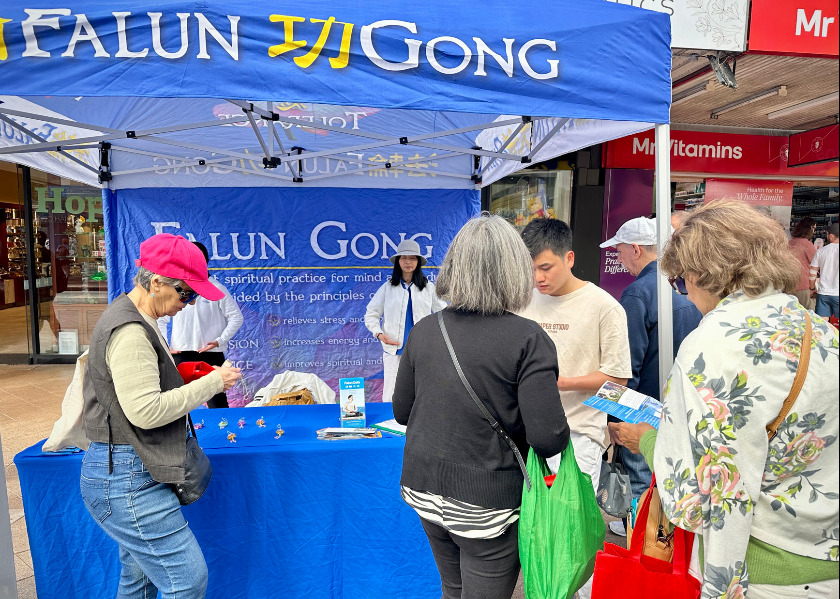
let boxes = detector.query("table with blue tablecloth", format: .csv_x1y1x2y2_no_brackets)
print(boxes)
14,403,439,599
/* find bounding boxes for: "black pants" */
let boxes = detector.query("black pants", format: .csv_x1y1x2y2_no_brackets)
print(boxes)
172,351,229,409
420,518,520,599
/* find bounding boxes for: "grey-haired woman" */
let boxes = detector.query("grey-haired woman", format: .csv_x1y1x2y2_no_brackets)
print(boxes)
393,214,569,599
364,239,447,402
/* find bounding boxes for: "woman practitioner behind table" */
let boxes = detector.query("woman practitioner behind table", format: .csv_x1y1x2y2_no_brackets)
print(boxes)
81,233,241,599
365,239,447,402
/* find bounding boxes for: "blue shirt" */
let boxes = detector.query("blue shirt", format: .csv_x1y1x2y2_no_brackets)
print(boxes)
397,281,413,356
620,261,701,399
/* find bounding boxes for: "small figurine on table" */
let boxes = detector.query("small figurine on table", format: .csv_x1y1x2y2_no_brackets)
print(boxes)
218,418,228,429
193,419,205,430
237,417,246,429
227,431,237,443
274,425,285,439
256,417,266,428
74,216,85,234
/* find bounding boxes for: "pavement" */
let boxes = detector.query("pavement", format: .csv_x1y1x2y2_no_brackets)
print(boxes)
0,363,625,599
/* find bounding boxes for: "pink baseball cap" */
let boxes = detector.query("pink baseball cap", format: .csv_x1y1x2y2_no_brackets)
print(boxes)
134,234,223,301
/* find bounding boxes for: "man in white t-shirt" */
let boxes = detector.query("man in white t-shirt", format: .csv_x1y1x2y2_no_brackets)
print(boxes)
810,222,839,319
520,218,631,599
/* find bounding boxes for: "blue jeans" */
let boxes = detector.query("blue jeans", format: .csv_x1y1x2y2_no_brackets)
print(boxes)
616,445,652,498
815,294,839,318
80,443,208,599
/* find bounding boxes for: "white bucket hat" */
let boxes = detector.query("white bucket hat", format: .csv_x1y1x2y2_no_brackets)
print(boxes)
390,239,427,266
599,217,661,248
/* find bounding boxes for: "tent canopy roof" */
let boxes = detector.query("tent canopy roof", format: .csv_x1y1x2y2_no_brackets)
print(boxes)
0,0,671,188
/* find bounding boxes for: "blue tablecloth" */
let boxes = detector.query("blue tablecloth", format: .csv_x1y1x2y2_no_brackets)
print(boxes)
14,403,439,599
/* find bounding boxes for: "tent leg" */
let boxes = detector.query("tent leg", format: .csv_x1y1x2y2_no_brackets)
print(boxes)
654,123,674,396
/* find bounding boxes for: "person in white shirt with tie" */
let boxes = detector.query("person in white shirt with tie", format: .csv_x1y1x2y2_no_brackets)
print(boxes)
158,241,244,408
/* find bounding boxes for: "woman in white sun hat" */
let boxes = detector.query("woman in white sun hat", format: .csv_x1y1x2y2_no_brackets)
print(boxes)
365,239,447,402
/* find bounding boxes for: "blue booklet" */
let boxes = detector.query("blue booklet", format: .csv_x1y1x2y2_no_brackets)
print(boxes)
583,381,662,427
338,377,366,428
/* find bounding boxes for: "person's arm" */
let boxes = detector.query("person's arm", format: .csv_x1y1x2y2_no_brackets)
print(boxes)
210,287,244,351
619,292,649,391
518,329,570,457
364,284,386,338
809,248,822,291
653,360,756,598
392,336,416,424
557,371,627,392
106,323,225,429
156,315,171,346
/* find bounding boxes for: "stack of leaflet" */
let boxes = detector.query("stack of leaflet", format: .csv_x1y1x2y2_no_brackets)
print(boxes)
316,427,382,440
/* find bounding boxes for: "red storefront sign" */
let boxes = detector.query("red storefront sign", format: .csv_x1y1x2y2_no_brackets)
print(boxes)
789,125,840,167
749,0,839,57
705,179,794,206
604,130,839,178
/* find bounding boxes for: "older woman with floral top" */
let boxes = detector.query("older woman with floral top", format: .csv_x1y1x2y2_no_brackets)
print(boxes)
610,200,839,599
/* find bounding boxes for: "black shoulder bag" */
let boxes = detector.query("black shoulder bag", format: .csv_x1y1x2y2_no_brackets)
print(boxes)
173,414,213,505
437,312,531,490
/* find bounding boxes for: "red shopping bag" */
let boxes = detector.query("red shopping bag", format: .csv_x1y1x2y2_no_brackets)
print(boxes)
591,476,701,599
176,361,216,384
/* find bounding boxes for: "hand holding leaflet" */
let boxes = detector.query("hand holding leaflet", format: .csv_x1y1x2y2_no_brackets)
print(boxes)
583,381,662,427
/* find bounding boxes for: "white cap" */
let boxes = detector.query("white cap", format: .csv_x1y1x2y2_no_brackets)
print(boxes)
599,217,659,248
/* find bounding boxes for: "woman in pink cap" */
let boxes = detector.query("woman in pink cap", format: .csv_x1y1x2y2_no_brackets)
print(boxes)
80,233,241,599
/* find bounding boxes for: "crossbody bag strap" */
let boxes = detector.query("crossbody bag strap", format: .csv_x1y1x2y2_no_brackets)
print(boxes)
437,312,531,490
766,312,812,440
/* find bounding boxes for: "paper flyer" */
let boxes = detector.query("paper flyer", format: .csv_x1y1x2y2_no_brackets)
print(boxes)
583,381,662,427
338,377,366,428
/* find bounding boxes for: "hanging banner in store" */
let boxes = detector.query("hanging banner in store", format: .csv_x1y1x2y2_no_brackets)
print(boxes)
0,1,671,123
599,169,654,300
604,0,748,51
106,186,478,405
748,0,839,57
604,130,840,178
789,125,840,167
705,178,794,231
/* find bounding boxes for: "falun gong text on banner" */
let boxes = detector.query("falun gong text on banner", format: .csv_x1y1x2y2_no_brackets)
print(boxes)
106,186,478,405
0,1,671,123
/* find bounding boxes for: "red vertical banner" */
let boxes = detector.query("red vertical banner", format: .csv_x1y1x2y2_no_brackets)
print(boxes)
705,179,794,231
599,169,654,300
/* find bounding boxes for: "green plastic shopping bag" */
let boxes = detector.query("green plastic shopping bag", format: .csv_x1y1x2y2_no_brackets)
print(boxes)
519,444,606,599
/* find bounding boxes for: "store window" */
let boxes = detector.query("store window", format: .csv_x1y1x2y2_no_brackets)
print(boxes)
484,165,572,229
0,164,105,362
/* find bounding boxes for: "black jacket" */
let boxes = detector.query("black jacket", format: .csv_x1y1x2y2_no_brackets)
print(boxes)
394,308,569,509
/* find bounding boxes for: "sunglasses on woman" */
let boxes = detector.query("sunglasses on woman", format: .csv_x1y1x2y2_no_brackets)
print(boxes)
173,284,199,304
668,276,688,296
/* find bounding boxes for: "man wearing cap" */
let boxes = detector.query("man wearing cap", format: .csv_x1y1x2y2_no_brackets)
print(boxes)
365,239,447,402
600,217,701,535
810,222,839,319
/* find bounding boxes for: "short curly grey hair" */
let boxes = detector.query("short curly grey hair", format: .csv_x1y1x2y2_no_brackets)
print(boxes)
133,266,181,291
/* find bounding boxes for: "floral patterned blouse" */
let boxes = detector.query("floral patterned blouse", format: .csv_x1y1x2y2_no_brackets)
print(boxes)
654,289,839,599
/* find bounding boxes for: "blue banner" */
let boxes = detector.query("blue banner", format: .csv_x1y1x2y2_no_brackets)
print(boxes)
0,1,671,122
106,186,478,404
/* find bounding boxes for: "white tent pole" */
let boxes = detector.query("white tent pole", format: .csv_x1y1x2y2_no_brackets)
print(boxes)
0,106,125,133
266,101,275,158
477,119,529,176
654,123,674,395
0,114,99,174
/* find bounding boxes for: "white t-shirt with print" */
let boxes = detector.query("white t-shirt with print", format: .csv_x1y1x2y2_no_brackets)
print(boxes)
520,283,632,449
811,242,839,296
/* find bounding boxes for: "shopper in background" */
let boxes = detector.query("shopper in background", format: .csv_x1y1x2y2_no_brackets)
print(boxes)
393,214,569,599
810,222,839,319
82,233,241,599
520,217,631,599
158,242,244,408
789,217,817,310
365,239,446,402
599,217,701,537
610,201,839,599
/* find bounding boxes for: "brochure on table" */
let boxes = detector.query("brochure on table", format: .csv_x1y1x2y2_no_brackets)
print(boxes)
583,381,662,427
339,377,366,428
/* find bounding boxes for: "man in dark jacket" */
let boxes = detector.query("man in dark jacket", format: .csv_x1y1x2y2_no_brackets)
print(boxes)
600,217,701,535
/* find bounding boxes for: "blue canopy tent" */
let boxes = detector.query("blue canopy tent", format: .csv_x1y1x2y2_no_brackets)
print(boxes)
0,2,675,596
